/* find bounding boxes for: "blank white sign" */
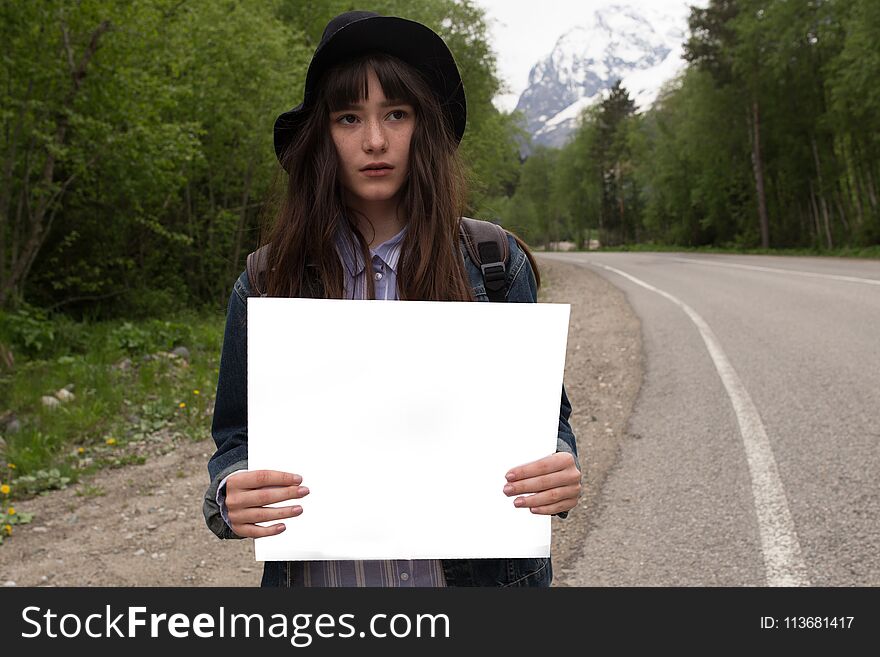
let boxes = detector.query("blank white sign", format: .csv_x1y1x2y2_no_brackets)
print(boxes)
248,297,570,561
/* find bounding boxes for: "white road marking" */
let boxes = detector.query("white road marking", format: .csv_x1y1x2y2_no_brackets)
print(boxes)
593,261,811,587
673,257,880,286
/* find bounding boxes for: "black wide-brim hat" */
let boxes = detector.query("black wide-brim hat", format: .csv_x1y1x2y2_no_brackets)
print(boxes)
273,11,467,169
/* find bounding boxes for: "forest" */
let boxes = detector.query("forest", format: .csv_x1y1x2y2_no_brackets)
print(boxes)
1,0,878,321
504,0,880,254
1,0,521,319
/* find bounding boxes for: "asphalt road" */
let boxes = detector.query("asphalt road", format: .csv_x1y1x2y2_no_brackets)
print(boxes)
539,252,880,586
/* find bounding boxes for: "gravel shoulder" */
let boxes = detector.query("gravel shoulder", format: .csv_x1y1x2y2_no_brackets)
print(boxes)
0,256,642,587
537,256,643,585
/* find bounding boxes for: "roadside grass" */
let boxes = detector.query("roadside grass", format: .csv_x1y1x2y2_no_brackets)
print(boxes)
0,309,224,505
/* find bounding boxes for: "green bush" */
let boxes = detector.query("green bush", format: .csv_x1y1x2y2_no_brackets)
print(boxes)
0,305,56,357
111,319,195,356
146,319,195,351
0,304,91,360
111,321,152,355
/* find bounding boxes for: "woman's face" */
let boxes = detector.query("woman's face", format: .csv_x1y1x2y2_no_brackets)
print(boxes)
329,68,414,210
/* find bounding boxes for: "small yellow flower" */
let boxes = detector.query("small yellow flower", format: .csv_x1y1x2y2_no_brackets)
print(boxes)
0,484,9,495
77,447,85,455
3,524,11,536
178,402,186,409
105,437,117,446
7,463,15,469
7,507,14,516
193,389,200,395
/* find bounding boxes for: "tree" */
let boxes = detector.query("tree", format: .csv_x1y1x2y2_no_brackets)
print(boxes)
3,0,514,315
1,1,114,306
595,82,637,245
685,0,771,248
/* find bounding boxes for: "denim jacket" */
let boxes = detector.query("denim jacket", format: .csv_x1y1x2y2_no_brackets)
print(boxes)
203,230,580,587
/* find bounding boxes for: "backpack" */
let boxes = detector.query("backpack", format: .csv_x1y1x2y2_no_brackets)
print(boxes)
246,216,511,302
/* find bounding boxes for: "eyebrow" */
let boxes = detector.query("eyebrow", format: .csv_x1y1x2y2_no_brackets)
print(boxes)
333,99,409,111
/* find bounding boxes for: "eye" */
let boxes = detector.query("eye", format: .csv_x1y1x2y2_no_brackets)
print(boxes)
336,114,358,125
387,109,408,121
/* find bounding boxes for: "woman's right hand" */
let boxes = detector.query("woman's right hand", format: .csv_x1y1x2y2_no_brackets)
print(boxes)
225,470,309,538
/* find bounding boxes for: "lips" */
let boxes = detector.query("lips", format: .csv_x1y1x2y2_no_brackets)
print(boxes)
359,162,394,178
360,162,394,171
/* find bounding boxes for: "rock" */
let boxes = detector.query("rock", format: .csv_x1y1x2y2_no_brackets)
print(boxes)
32,527,48,533
0,413,17,437
171,346,190,361
55,388,75,403
64,383,75,392
3,581,16,587
151,552,159,559
41,396,61,409
134,548,145,556
115,358,133,371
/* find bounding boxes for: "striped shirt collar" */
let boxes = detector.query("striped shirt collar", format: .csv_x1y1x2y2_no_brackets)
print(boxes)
335,222,407,277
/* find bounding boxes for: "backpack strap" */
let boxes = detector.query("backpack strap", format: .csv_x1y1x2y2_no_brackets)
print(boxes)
246,218,512,301
246,244,272,297
459,216,510,302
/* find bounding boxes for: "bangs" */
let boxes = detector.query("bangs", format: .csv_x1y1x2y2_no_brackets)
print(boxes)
323,54,420,114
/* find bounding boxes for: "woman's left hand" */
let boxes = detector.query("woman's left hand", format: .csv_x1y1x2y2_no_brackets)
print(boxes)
503,452,581,515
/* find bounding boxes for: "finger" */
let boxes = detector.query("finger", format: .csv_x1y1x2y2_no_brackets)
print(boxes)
506,452,575,482
503,469,580,496
227,485,310,511
228,470,302,491
512,484,581,509
231,521,289,539
528,500,578,516
231,505,303,525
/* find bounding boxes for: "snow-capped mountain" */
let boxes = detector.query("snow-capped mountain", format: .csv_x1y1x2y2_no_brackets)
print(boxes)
515,3,689,150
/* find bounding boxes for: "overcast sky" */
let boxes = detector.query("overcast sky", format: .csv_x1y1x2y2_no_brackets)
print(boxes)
472,0,708,111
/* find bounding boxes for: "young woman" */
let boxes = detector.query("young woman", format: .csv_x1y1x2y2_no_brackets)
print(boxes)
204,11,581,587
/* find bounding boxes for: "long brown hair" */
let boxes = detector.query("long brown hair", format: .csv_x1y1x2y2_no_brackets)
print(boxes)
262,53,475,301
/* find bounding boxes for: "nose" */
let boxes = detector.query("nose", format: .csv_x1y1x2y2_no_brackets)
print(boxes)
363,118,387,153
